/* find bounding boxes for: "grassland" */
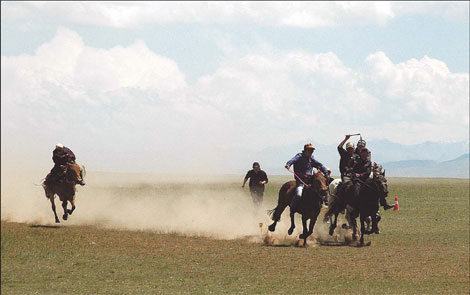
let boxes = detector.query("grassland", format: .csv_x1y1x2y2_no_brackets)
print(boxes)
2,175,469,294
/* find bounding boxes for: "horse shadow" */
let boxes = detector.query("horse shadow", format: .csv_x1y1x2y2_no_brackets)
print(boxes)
29,224,62,229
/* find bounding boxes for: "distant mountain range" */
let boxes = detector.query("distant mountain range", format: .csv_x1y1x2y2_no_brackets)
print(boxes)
235,139,469,178
382,153,469,178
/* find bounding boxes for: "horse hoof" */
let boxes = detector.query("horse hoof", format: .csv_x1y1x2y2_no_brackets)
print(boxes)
299,234,305,239
268,224,276,232
55,219,60,223
63,214,68,221
288,228,294,235
329,227,335,236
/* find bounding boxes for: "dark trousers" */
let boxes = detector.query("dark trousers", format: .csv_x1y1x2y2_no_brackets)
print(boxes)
249,187,264,208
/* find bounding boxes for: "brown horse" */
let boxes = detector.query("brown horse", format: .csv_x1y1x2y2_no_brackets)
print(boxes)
267,172,327,246
42,164,86,223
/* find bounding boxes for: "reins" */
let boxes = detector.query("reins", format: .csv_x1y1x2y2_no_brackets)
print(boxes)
287,169,310,186
353,174,385,197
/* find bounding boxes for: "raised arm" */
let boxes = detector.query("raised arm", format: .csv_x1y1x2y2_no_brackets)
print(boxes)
338,134,351,149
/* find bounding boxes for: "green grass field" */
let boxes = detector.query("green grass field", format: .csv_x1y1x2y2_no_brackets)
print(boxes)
2,175,469,294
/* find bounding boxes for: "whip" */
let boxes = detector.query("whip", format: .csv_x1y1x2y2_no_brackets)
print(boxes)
286,168,309,187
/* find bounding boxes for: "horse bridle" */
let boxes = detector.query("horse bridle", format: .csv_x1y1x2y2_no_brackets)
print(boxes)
354,175,387,198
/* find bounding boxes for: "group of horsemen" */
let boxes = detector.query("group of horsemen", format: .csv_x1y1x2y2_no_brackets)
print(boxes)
44,137,392,229
285,134,394,231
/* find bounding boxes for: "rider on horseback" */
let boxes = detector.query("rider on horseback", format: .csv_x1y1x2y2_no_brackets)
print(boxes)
45,143,85,186
354,138,371,161
338,135,356,182
285,143,328,221
339,148,393,210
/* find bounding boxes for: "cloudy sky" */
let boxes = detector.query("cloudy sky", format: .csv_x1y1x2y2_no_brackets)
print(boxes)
1,1,469,173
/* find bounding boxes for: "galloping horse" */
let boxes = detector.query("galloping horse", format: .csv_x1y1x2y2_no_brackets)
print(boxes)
325,168,388,246
267,172,327,246
42,164,86,223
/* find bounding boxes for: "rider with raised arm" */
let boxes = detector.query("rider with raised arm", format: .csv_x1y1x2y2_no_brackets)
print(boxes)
344,148,393,210
338,134,356,182
285,143,328,232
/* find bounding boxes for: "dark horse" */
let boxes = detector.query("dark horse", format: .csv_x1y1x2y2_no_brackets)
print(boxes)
267,172,327,246
42,164,86,223
325,168,388,246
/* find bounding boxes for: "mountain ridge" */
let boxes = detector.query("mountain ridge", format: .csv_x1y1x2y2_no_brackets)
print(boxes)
235,139,469,178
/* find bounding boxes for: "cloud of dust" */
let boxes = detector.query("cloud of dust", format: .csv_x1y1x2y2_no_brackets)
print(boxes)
1,169,277,240
1,167,354,244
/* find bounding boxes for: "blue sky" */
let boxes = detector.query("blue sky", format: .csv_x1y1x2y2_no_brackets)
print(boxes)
1,2,469,173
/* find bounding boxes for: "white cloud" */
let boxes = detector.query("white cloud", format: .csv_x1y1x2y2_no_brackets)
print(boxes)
365,51,469,125
2,2,468,29
1,28,468,172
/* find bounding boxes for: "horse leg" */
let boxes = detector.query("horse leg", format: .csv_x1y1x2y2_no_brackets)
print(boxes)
288,212,296,235
350,217,358,241
299,216,308,240
329,213,338,236
360,217,366,246
268,221,277,232
372,212,380,234
67,198,76,215
62,200,68,221
305,210,320,245
365,216,372,232
288,191,303,235
49,196,60,223
268,203,288,232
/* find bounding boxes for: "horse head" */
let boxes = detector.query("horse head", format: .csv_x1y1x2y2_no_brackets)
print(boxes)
372,171,388,199
311,171,328,193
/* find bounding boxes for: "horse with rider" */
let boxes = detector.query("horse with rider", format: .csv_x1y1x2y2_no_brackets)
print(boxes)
267,143,329,246
42,144,86,223
323,135,394,245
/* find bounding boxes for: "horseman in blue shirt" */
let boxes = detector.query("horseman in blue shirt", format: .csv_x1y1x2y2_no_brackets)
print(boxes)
285,143,328,225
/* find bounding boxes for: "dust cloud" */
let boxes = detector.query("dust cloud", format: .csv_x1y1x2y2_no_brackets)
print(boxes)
1,168,270,240
1,166,351,244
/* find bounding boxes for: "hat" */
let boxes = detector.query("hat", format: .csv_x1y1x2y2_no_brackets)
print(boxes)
346,142,354,149
56,143,64,149
252,162,260,168
303,143,315,151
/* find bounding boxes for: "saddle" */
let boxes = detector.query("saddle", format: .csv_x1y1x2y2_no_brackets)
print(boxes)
45,162,82,185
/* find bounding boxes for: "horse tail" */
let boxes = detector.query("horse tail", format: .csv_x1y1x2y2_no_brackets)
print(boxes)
266,181,293,221
267,208,277,220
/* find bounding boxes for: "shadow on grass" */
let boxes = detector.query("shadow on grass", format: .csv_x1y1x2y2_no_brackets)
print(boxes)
263,244,294,248
319,241,371,247
30,224,61,229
